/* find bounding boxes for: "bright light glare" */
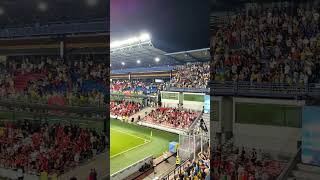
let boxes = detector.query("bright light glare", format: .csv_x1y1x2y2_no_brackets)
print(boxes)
155,57,160,62
121,62,125,66
137,60,141,64
139,33,150,41
38,2,48,11
111,33,151,49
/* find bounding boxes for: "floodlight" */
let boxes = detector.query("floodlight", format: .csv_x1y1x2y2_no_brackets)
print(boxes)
110,33,151,49
139,33,150,41
137,60,141,64
121,62,125,66
155,57,160,62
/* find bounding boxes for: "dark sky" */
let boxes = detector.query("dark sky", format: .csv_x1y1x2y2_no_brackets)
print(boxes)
110,0,209,53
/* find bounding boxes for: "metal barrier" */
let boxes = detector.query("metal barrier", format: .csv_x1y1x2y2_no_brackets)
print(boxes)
0,21,107,38
167,87,209,93
110,155,153,180
211,81,320,98
0,95,106,108
160,159,188,180
187,112,203,132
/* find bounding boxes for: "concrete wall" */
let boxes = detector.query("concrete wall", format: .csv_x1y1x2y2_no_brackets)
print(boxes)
183,101,203,111
233,123,301,155
232,97,304,155
162,99,179,108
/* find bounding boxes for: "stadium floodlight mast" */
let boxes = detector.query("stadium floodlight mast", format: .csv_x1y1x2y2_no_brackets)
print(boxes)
110,33,151,49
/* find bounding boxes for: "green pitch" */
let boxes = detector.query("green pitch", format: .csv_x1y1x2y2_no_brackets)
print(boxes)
110,118,178,174
110,128,148,157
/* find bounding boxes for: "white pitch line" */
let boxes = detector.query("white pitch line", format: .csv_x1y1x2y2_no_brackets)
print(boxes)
110,128,151,159
110,139,151,159
111,128,148,141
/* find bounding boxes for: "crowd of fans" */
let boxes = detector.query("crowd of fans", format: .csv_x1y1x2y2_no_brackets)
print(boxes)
144,107,200,129
110,80,164,95
211,141,286,180
172,146,210,180
0,120,107,176
171,63,210,89
110,100,143,118
0,57,108,107
212,5,320,85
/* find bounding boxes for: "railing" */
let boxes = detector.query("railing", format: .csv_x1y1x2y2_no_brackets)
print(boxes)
160,159,188,180
277,148,301,180
167,87,209,93
0,21,107,38
211,81,320,98
188,112,203,132
111,91,157,98
0,95,107,109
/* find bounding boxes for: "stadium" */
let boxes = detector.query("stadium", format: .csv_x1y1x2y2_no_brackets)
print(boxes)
211,0,320,180
109,32,210,179
109,1,210,179
0,0,108,179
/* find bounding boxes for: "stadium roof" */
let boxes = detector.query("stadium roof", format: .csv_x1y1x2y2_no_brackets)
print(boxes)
111,33,178,69
0,0,107,28
165,48,210,62
111,33,210,69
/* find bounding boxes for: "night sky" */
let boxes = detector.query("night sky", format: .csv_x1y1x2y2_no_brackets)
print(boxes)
110,0,209,53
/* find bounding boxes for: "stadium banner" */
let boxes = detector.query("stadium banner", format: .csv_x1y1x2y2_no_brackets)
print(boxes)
183,93,205,111
302,106,320,166
161,91,179,108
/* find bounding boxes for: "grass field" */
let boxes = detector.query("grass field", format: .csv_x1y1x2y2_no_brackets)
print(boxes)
110,118,178,174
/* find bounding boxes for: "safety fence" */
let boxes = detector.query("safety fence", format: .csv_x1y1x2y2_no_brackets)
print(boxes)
211,81,320,98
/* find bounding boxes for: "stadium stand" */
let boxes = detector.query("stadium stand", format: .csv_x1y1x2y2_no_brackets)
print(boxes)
0,120,106,176
110,80,163,95
0,57,108,107
211,140,287,180
110,100,143,117
211,5,320,84
144,107,200,129
210,1,320,180
170,62,210,89
0,0,108,178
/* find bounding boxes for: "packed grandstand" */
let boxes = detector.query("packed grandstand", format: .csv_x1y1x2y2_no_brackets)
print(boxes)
0,56,108,179
0,57,108,107
0,0,108,179
211,4,320,85
211,1,320,180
